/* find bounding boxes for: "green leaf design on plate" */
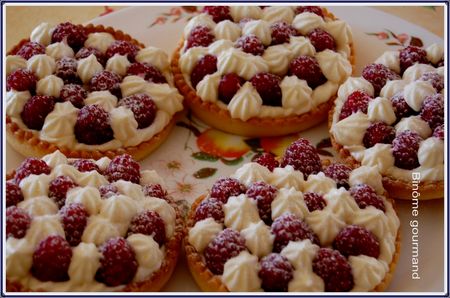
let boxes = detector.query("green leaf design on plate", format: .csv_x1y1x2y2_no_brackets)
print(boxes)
385,29,398,39
220,157,244,166
424,6,436,11
386,41,402,46
409,36,424,47
193,167,217,179
192,152,219,162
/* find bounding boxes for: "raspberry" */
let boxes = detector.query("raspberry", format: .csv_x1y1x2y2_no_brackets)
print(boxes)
74,105,114,145
194,197,225,223
218,73,244,104
289,55,326,88
323,163,351,189
6,181,24,207
96,237,138,286
186,25,215,50
235,34,265,56
6,206,31,239
204,228,246,275
304,192,327,212
420,93,444,129
105,154,141,184
71,159,100,173
312,248,354,291
210,177,246,203
280,138,321,178
14,158,51,184
127,62,167,84
60,84,87,108
362,63,400,95
250,72,283,106
339,90,372,120
48,175,78,208
128,210,166,246
143,184,168,199
349,184,386,212
399,46,428,73
99,184,119,199
16,42,45,60
271,21,298,45
390,92,414,119
392,130,422,170
296,6,324,17
259,253,294,291
252,152,279,172
89,70,122,97
271,213,319,252
433,124,444,140
119,93,157,129
308,28,336,52
190,54,217,88
420,72,444,92
59,203,88,246
51,22,87,49
105,40,138,62
6,68,37,91
21,95,56,130
246,181,278,225
55,57,79,84
333,225,380,258
75,47,106,65
363,122,396,148
202,6,232,22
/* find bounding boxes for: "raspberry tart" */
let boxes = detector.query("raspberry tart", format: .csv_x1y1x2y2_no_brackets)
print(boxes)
329,44,444,200
172,6,354,137
6,22,184,161
185,138,400,292
6,151,183,292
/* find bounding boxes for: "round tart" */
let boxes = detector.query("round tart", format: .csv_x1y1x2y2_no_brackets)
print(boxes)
6,150,183,292
172,6,354,137
6,22,184,161
185,138,400,292
329,43,444,200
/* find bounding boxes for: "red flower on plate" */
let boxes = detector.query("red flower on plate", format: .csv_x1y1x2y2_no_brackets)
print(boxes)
397,33,409,44
377,32,388,40
100,6,114,17
196,129,250,159
260,134,301,157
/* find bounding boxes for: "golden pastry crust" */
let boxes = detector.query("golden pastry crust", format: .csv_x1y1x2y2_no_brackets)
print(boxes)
171,9,355,137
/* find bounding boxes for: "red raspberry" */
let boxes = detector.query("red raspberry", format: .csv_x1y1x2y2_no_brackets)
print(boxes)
99,184,119,199
74,105,114,145
49,175,78,208
312,248,354,291
271,21,298,45
105,154,141,184
289,55,326,89
420,72,444,92
55,57,79,84
127,62,167,84
392,130,422,170
60,84,87,108
96,237,138,286
89,70,122,97
280,138,322,178
128,210,166,246
349,184,386,212
6,206,31,239
204,228,246,275
51,22,87,49
304,192,327,212
6,181,24,207
210,177,246,203
16,42,45,60
390,92,414,119
21,95,56,130
59,203,88,246
339,90,372,120
194,197,225,223
308,28,336,52
186,25,215,50
143,184,168,199
190,54,217,88
433,124,444,140
6,68,37,91
252,152,279,172
420,93,444,129
75,47,106,65
259,253,294,291
399,46,428,73
71,159,100,173
250,72,282,106
271,213,319,252
105,40,138,62
323,163,351,189
218,73,244,104
363,122,396,148
362,63,400,95
333,225,380,258
235,34,265,56
202,6,232,22
296,6,324,18
14,158,51,184
119,93,157,129
246,181,278,225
